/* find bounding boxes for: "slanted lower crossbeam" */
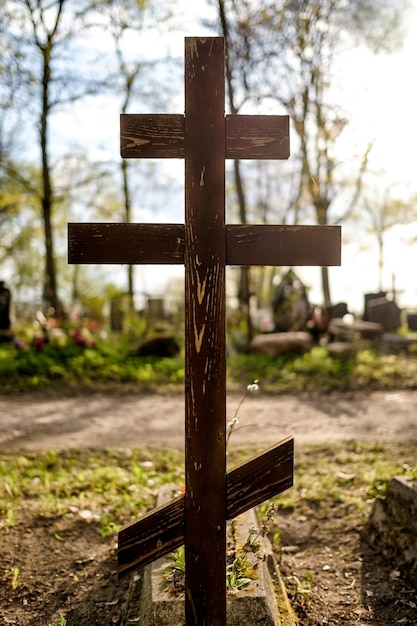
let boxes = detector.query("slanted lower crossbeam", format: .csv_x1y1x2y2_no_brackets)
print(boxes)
118,437,294,578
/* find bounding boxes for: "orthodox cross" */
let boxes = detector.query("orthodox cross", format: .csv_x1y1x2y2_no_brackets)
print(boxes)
68,37,341,625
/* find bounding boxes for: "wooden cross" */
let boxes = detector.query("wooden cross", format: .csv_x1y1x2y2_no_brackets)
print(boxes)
68,37,341,625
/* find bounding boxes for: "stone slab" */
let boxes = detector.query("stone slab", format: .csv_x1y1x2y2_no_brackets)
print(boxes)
250,331,312,356
363,475,417,588
121,486,297,625
328,318,383,342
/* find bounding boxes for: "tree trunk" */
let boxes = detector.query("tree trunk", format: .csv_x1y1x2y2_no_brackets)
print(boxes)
233,160,254,343
315,198,332,308
41,45,60,316
218,0,254,344
121,158,134,311
321,266,332,309
378,235,384,292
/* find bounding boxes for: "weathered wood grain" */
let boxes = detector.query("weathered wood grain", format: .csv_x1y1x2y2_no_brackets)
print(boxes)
120,113,290,160
68,33,343,626
120,114,185,159
68,223,184,264
226,224,341,266
184,36,227,624
69,223,341,267
226,436,294,519
226,115,290,159
118,436,294,578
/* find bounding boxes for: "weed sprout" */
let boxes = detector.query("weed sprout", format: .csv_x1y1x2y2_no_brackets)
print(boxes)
226,380,260,448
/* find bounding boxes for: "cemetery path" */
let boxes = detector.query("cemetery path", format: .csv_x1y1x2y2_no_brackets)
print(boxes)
0,388,416,450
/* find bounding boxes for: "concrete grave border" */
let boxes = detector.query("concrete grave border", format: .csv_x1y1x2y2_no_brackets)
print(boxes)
121,486,297,626
363,475,417,588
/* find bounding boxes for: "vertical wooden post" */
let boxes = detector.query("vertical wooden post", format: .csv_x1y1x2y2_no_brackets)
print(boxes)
184,37,227,624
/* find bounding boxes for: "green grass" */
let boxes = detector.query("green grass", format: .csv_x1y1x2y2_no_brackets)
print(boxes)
1,338,417,394
228,347,417,393
0,340,185,392
0,447,185,536
262,439,417,521
1,442,415,547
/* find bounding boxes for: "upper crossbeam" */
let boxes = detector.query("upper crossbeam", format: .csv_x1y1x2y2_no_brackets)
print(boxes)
120,114,290,160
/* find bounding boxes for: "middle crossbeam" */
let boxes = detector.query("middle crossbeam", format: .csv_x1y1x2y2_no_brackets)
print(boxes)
68,223,341,267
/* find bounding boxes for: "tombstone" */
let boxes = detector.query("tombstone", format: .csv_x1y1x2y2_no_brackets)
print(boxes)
272,269,311,332
68,37,341,625
129,331,180,357
407,313,417,332
110,296,124,331
326,302,348,320
366,296,401,332
0,281,12,342
363,292,387,321
146,297,165,323
363,476,417,589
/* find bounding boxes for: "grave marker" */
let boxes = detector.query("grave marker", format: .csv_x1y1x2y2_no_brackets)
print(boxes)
69,37,341,625
0,281,12,342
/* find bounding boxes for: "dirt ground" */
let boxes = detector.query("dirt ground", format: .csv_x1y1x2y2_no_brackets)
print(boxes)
1,388,417,625
2,387,417,450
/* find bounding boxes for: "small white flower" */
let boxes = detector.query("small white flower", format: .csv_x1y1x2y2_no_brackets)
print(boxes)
227,417,239,429
247,382,259,392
